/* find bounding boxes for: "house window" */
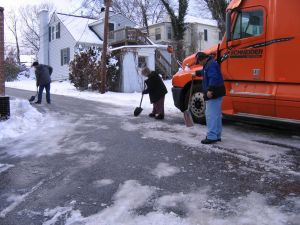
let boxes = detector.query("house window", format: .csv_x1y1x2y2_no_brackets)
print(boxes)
138,56,147,68
155,28,161,40
61,48,70,66
51,26,55,41
56,23,60,39
109,23,115,39
204,29,208,41
219,32,223,41
167,27,172,40
49,26,51,42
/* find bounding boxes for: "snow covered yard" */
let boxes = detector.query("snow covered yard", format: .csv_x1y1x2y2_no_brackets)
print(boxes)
1,80,300,225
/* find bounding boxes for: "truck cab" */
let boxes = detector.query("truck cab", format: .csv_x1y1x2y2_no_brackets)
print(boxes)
172,0,300,124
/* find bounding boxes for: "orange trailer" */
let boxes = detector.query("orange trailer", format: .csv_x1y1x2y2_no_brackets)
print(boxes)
172,0,300,124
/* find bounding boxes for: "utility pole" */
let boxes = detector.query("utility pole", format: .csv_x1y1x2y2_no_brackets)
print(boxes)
0,7,10,121
0,7,4,96
99,0,111,94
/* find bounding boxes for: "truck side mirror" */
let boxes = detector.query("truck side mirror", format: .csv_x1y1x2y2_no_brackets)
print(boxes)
226,11,232,43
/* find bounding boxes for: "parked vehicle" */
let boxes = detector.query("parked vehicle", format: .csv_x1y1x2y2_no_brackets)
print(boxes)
172,0,300,124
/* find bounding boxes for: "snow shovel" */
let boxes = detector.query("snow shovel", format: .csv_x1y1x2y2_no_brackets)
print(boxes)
134,92,144,116
183,76,194,127
29,88,38,103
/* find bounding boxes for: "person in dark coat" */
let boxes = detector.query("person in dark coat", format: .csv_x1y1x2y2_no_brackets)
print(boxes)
32,61,53,104
141,67,168,120
195,52,226,144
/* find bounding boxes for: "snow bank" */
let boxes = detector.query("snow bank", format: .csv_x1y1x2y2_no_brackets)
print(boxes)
5,79,177,113
0,99,44,140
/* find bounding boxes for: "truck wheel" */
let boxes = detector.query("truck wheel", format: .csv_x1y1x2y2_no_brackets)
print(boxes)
185,85,206,124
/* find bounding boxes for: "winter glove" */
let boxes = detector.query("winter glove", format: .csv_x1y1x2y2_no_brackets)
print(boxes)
195,70,203,77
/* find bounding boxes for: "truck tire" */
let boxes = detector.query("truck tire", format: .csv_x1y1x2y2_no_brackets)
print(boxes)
185,84,206,124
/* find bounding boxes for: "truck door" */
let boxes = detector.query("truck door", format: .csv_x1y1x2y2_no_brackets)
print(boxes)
227,7,266,81
225,7,276,117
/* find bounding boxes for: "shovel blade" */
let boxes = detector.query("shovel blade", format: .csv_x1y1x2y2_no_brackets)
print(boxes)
134,107,143,116
29,96,36,102
183,110,194,127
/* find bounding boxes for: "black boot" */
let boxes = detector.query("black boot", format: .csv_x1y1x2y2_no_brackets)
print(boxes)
148,113,155,117
34,101,41,104
155,114,164,120
201,138,218,144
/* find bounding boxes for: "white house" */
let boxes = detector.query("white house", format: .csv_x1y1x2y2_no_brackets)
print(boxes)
38,10,136,81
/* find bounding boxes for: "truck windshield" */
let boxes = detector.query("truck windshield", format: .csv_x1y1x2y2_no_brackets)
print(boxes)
233,10,264,40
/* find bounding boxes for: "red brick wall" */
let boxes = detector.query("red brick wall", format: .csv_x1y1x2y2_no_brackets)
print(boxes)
0,7,4,96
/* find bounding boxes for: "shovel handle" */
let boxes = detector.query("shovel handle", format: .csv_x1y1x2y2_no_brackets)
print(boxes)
139,93,144,107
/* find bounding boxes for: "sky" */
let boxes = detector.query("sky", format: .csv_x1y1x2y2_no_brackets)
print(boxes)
1,0,82,46
1,0,204,49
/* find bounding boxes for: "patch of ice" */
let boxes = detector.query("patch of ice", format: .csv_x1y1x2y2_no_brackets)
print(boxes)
93,179,114,188
0,180,44,218
0,163,14,173
151,162,180,178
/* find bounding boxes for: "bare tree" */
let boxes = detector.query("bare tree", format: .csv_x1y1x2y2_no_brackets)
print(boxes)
195,0,229,35
81,0,166,29
160,0,189,61
6,10,20,65
19,3,54,58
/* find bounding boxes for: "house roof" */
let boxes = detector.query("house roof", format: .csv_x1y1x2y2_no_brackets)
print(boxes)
56,13,103,45
184,15,218,27
111,44,168,52
148,15,218,28
88,13,136,27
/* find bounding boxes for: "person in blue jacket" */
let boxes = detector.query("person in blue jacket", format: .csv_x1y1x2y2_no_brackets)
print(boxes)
195,52,226,144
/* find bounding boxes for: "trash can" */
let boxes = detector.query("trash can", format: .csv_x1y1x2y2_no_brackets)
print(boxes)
0,96,10,120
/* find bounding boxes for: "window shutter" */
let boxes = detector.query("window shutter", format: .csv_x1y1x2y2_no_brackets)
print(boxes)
56,22,60,39
61,49,63,66
67,48,70,64
49,27,51,42
204,29,208,41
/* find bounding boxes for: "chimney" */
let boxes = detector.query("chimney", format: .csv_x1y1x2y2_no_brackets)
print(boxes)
38,9,49,65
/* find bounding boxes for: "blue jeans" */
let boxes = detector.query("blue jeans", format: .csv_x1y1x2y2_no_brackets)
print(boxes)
205,97,223,140
38,83,51,103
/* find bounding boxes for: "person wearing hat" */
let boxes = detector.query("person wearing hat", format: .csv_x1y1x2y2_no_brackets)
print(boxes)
194,52,226,144
141,67,168,120
32,61,53,104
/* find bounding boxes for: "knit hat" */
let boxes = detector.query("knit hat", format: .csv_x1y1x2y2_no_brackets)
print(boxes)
195,52,208,63
32,61,39,67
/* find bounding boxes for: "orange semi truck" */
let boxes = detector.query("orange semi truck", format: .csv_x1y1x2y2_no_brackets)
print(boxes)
172,0,300,124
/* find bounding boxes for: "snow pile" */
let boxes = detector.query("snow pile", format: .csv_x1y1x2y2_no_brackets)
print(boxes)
41,180,298,225
0,99,44,140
